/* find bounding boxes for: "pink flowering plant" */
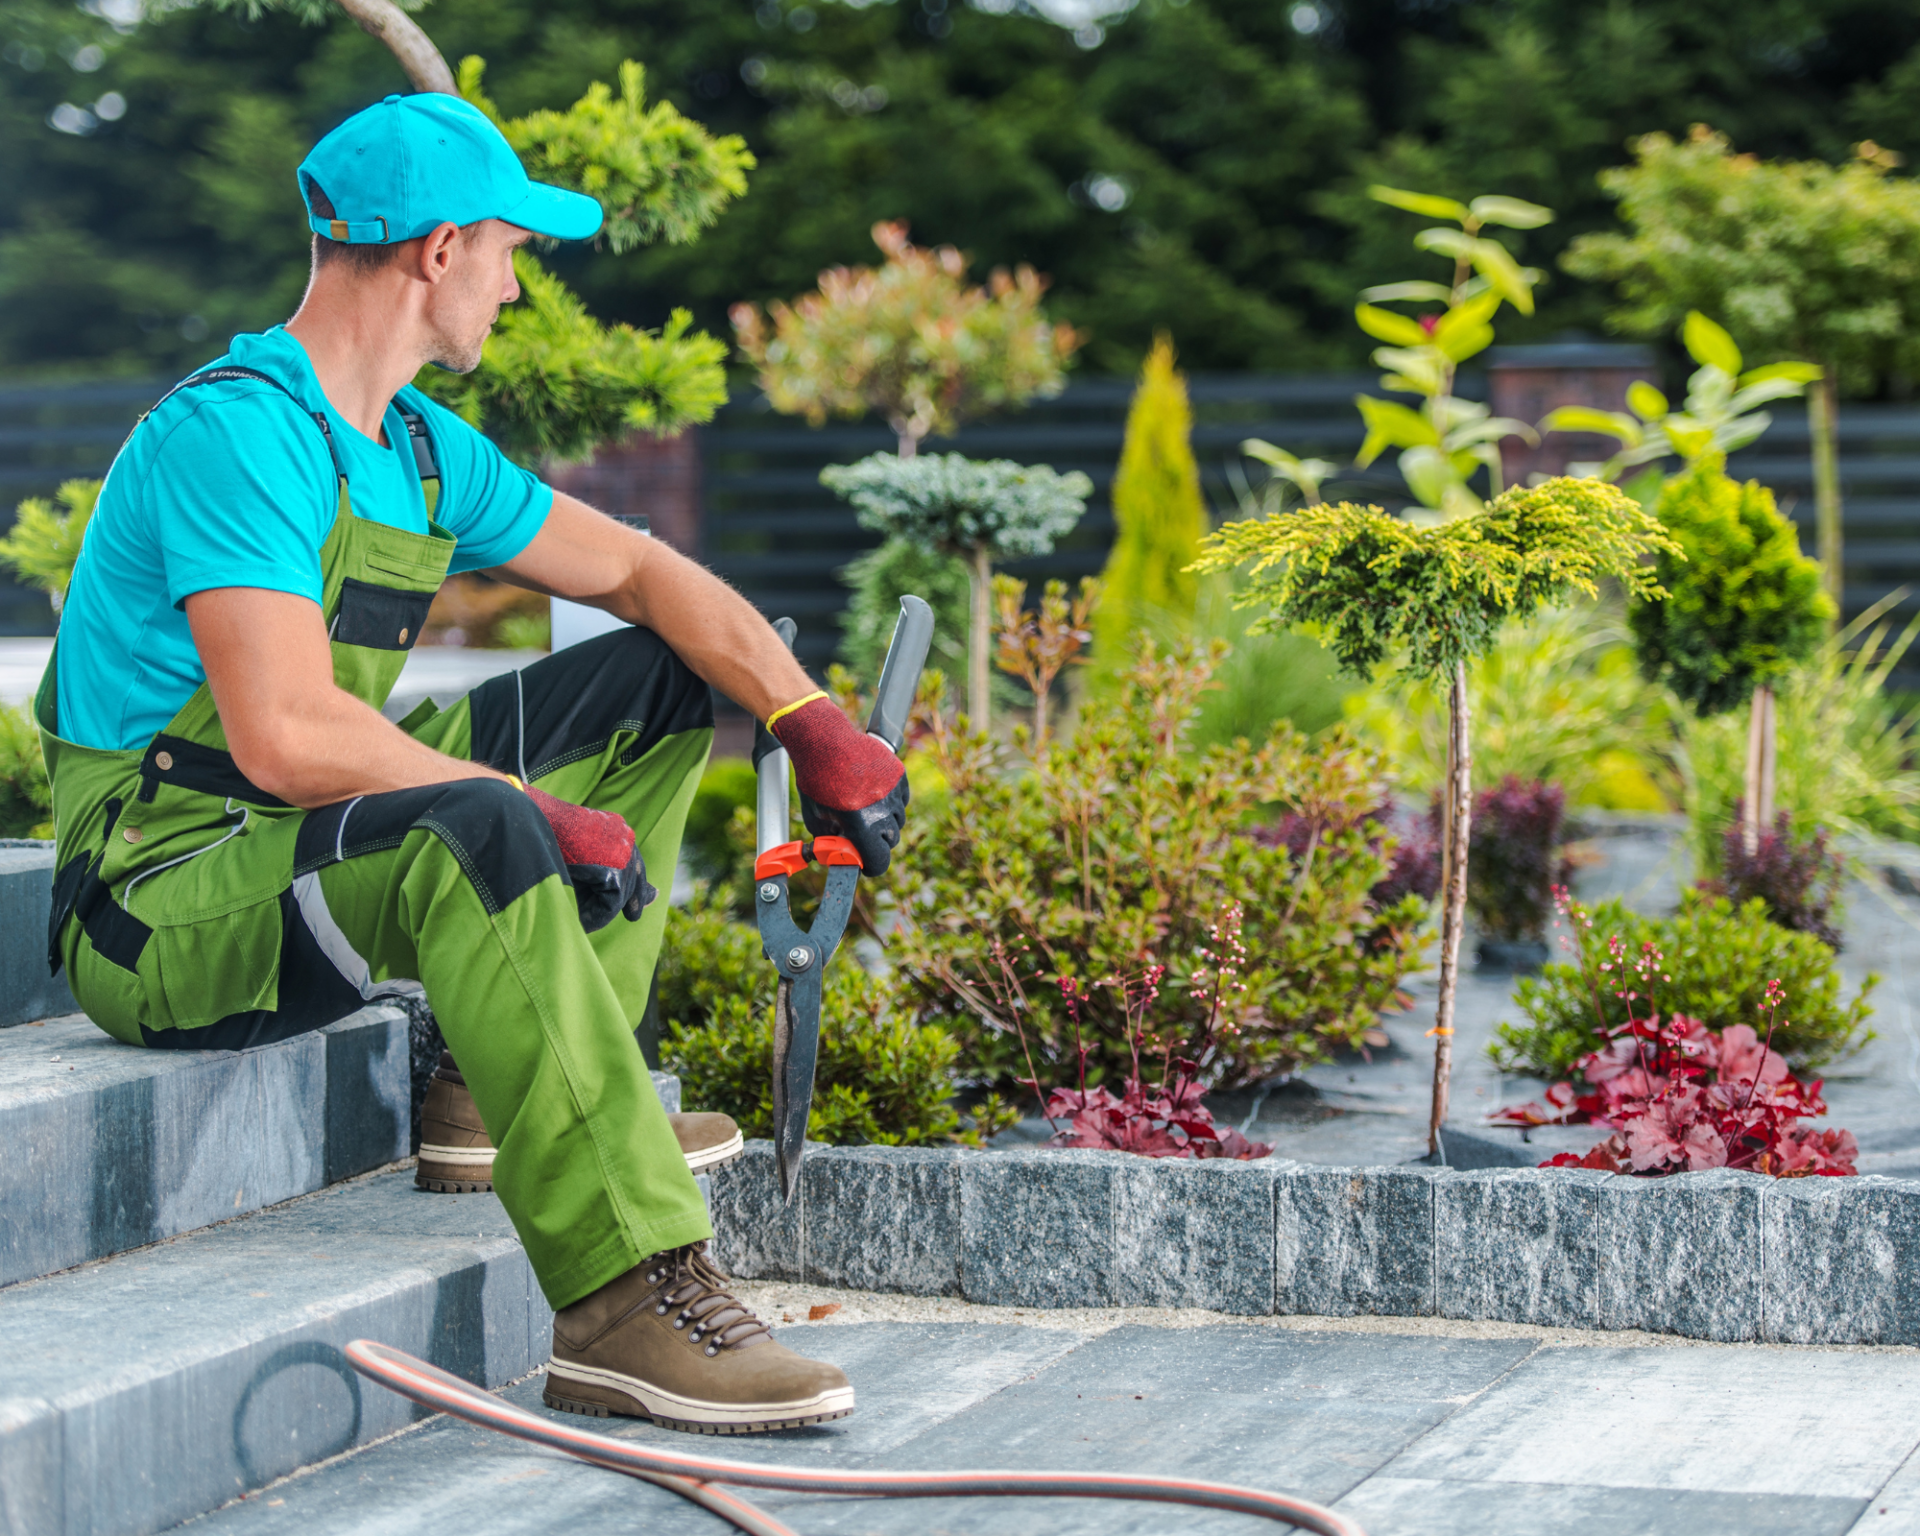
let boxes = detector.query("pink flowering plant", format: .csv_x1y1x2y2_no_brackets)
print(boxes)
1490,888,1857,1176
983,904,1273,1161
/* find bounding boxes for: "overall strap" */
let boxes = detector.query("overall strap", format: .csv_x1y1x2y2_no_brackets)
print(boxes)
395,403,441,516
138,365,348,485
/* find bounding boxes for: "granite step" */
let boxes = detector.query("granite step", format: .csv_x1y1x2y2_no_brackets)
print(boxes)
0,1167,551,1536
0,841,75,1028
0,1005,412,1289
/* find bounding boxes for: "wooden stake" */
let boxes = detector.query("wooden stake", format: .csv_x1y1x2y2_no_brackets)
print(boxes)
1429,660,1472,1157
1808,371,1843,615
1742,685,1775,857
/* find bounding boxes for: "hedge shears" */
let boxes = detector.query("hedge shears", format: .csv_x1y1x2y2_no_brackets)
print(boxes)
753,596,933,1203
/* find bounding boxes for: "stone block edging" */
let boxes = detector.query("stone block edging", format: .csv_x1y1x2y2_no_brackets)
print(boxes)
706,1142,1920,1345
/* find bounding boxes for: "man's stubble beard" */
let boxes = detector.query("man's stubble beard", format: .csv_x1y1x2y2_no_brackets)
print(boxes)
425,304,500,375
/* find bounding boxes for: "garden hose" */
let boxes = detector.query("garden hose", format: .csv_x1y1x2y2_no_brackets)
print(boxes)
346,1340,1368,1536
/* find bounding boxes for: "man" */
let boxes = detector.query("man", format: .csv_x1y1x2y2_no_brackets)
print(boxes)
36,91,910,1434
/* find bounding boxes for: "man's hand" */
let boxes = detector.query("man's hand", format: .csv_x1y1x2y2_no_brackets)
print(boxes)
768,695,908,876
524,783,655,930
186,587,502,807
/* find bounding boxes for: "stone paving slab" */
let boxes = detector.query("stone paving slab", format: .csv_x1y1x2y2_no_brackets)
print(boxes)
183,1318,1920,1536
0,1006,410,1288
0,1169,546,1536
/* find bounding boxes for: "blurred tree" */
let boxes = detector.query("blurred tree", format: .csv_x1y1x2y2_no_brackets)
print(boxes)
1090,333,1205,687
1564,128,1920,606
12,0,1920,380
730,219,1079,457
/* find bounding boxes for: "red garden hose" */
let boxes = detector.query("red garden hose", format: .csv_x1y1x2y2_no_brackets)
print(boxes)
346,1340,1368,1536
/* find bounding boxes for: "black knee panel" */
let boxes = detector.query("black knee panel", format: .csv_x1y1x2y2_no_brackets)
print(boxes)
468,626,714,780
296,778,567,917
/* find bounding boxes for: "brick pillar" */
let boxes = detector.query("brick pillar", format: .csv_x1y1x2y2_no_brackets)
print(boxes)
542,428,702,556
1487,343,1657,487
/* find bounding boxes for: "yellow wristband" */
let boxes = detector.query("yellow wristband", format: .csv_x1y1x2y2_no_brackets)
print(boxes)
506,774,525,792
765,690,827,732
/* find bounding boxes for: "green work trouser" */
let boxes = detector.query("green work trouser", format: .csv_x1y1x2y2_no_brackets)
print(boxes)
141,628,715,1308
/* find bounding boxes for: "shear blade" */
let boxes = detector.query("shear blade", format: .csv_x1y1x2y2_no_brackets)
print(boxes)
771,979,805,1204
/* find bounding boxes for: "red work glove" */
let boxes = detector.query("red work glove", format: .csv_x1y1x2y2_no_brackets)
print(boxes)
768,694,909,876
524,782,656,932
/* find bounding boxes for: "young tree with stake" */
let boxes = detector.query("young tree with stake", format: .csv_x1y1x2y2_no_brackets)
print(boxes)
820,454,1090,726
1195,478,1676,1153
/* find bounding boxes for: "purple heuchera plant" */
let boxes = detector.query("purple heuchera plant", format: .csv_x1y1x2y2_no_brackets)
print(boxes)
1701,807,1847,951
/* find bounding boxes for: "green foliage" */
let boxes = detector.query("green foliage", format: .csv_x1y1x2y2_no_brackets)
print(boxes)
1186,575,1351,753
655,890,967,1145
493,608,549,651
1564,127,1920,388
1490,891,1876,1081
1541,312,1823,478
887,642,1431,1090
459,56,751,254
820,452,1090,562
0,479,97,614
1195,477,1677,684
836,536,970,684
1630,457,1833,717
23,3,1920,380
1676,597,1920,867
1347,606,1671,810
0,702,53,839
1090,334,1205,687
731,221,1078,451
682,758,757,890
416,251,727,463
1342,186,1548,517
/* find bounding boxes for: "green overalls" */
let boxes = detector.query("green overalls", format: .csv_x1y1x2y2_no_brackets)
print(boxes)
36,368,714,1308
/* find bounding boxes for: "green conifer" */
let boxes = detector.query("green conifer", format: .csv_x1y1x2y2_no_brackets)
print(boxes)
1092,335,1207,684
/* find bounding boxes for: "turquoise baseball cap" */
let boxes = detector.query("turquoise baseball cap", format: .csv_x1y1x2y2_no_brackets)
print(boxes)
297,92,602,245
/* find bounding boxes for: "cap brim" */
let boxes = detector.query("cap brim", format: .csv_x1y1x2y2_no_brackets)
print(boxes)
504,180,604,242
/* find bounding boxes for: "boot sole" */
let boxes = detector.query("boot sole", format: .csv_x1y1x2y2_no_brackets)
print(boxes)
417,1135,746,1193
543,1360,854,1434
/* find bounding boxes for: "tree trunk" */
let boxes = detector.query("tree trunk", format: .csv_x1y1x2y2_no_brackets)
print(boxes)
334,0,457,94
897,429,919,460
1742,684,1777,856
967,544,992,728
1809,369,1843,616
1429,662,1472,1158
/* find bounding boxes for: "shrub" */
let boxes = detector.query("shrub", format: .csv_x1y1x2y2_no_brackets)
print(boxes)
887,641,1431,1090
1496,1013,1856,1177
1702,810,1847,951
654,891,988,1146
1455,775,1572,943
681,759,758,892
0,479,98,615
0,703,52,839
1490,888,1875,1082
1259,800,1441,952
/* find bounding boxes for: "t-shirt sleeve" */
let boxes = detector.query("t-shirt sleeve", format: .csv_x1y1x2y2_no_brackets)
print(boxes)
404,390,553,573
149,392,337,610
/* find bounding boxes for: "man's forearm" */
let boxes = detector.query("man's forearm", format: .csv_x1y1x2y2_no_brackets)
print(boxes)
237,685,501,808
612,541,816,719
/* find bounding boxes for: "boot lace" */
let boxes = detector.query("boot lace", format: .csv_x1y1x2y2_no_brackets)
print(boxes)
643,1243,771,1355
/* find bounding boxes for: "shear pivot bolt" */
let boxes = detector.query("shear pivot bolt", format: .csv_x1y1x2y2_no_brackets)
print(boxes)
786,946,813,971
759,882,780,903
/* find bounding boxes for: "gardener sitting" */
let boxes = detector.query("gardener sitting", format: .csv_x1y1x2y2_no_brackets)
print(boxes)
36,92,908,1434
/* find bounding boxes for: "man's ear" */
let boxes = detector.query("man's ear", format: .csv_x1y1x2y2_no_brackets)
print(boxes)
416,222,462,284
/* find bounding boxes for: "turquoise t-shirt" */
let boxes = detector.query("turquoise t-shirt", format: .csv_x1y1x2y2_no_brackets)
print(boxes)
56,327,553,750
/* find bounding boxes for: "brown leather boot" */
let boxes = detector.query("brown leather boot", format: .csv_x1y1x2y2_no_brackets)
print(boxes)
544,1244,853,1433
416,1054,744,1193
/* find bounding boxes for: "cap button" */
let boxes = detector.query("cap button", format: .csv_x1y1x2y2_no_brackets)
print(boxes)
384,93,401,104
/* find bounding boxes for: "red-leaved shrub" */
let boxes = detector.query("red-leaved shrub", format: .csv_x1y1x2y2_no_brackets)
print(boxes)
1491,889,1857,1177
1044,1077,1271,1160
